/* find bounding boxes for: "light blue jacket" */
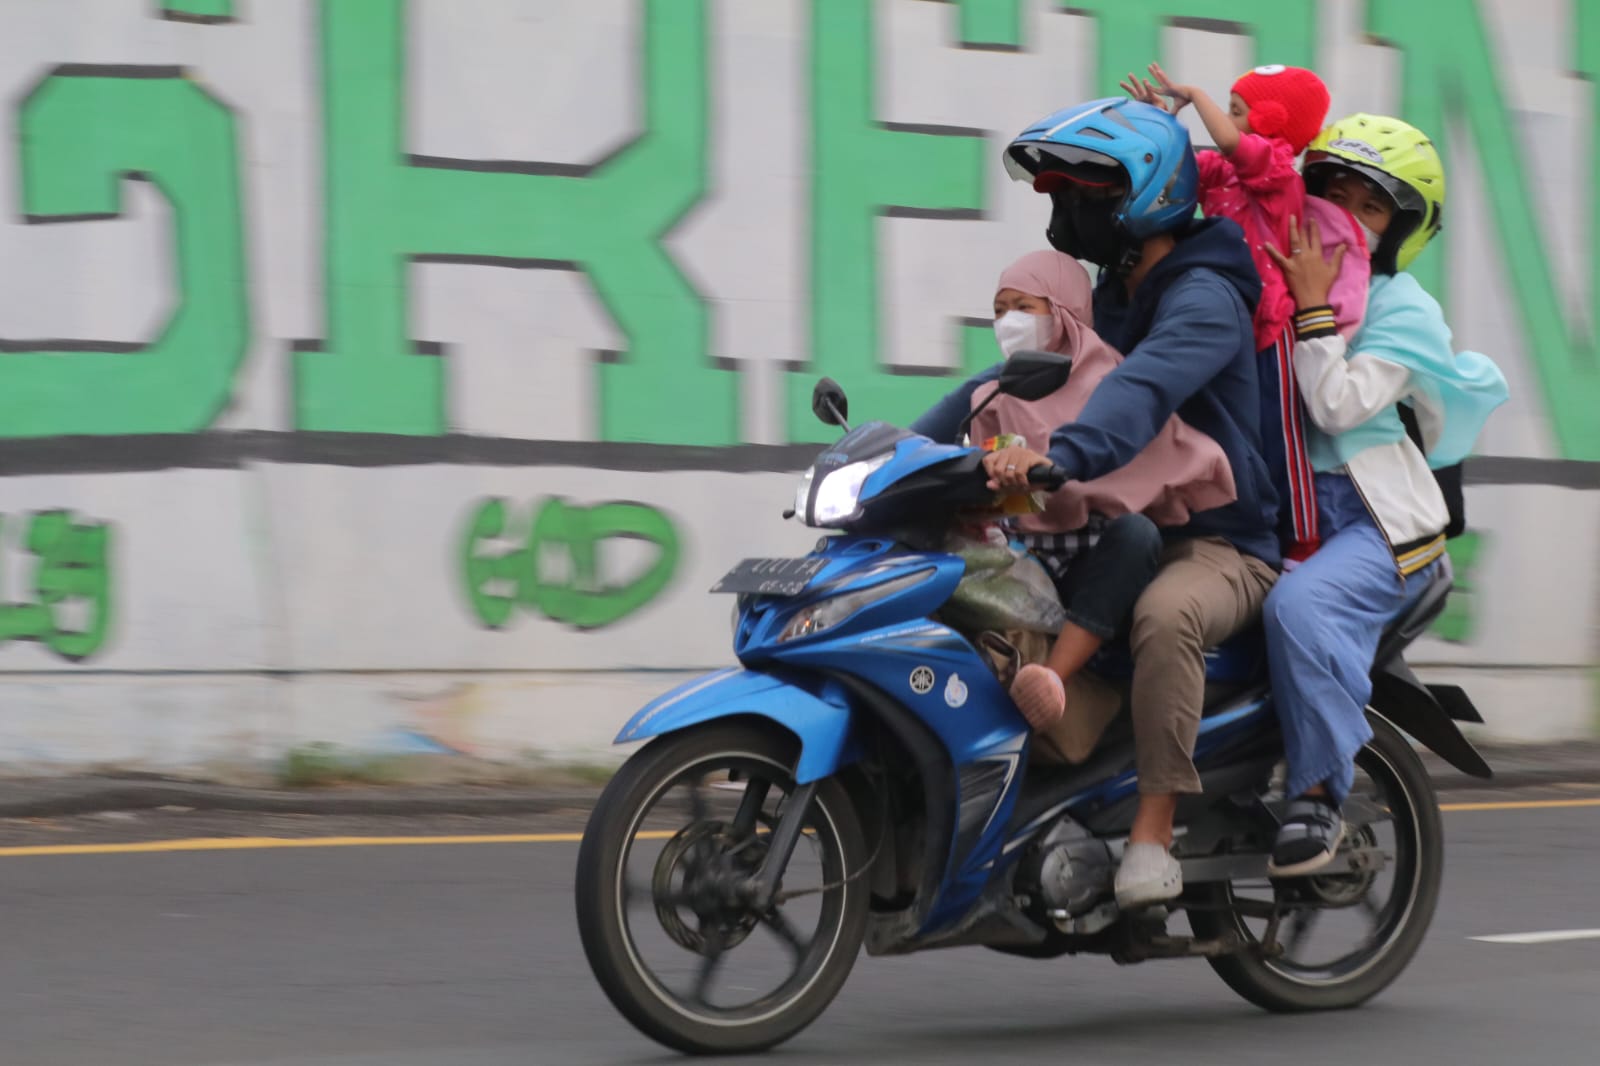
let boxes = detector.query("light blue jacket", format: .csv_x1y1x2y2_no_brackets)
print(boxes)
1293,272,1508,569
1304,273,1508,473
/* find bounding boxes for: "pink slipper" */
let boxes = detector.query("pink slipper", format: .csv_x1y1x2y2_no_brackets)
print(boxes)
1010,664,1066,730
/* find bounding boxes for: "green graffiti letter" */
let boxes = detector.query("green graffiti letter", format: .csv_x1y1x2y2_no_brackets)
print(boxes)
570,501,681,629
461,498,520,629
1056,1,1314,97
0,516,51,645
796,0,987,442
0,512,115,661
28,512,112,661
522,498,589,627
301,0,729,443
1370,0,1600,460
463,497,681,631
523,499,681,630
4,69,247,437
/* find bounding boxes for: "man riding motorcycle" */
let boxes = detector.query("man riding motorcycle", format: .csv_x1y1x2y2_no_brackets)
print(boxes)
914,98,1281,908
575,96,1492,1057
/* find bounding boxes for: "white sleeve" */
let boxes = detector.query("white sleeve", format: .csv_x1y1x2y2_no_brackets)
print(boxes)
1291,335,1415,436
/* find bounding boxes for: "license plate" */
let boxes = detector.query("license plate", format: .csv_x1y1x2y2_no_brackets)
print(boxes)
711,556,827,596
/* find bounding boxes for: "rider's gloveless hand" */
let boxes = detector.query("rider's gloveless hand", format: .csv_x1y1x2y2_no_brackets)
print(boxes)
983,446,1050,492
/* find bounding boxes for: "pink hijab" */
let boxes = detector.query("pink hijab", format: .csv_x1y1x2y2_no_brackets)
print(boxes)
971,250,1238,533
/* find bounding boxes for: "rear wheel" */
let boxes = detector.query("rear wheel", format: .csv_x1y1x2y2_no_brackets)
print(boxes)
1191,712,1443,1011
574,723,869,1055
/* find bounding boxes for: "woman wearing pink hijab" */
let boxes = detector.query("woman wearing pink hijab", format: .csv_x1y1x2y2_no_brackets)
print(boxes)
914,250,1238,728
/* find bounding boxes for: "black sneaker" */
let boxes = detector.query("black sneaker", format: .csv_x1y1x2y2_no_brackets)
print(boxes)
1267,797,1344,877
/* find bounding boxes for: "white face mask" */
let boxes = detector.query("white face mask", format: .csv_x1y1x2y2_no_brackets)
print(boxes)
993,310,1050,358
1359,222,1382,254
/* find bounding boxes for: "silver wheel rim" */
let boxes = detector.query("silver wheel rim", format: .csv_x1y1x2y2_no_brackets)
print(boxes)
609,750,852,1028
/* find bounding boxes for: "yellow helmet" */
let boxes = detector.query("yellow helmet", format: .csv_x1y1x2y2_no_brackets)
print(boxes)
1303,114,1445,273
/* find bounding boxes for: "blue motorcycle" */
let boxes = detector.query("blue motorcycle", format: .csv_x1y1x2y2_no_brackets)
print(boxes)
575,356,1492,1055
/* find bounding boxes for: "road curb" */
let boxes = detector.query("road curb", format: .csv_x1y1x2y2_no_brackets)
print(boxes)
0,782,604,820
0,748,1596,819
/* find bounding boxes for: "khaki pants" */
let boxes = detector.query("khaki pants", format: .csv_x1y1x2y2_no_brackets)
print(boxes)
1129,537,1278,794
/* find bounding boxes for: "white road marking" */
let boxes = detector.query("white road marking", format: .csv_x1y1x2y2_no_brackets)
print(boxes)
1471,929,1600,945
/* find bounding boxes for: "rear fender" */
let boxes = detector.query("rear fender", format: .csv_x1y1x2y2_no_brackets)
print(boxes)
1370,658,1492,779
1425,682,1485,724
615,668,859,784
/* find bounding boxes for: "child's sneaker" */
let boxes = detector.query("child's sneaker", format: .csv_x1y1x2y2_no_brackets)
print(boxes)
1009,664,1065,729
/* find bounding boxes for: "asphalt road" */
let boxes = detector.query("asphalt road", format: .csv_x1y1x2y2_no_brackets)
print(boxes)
1,797,1598,1066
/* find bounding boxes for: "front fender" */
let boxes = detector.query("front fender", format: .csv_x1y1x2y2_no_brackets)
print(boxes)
616,668,859,784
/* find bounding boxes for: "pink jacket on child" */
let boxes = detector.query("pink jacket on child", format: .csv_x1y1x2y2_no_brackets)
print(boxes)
972,251,1238,535
1198,137,1371,347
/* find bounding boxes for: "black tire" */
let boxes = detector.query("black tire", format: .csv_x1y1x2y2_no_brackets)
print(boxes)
574,722,870,1055
1192,712,1443,1012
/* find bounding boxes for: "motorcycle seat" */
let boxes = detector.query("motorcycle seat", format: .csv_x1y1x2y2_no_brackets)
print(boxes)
1084,555,1454,693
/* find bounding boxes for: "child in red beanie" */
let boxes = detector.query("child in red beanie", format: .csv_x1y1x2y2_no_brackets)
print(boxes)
1125,63,1350,567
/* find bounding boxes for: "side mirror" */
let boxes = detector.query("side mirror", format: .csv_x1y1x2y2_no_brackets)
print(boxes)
997,350,1072,401
811,377,851,428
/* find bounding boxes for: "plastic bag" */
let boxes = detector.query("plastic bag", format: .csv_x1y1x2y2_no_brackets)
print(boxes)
941,533,1066,635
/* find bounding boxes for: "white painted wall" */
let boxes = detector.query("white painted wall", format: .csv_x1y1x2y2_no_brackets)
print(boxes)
0,0,1592,774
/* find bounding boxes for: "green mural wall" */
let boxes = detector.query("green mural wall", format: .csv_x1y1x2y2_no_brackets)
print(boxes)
4,0,1597,456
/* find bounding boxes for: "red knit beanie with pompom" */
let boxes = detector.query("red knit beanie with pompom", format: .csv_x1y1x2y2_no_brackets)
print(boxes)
1231,65,1330,155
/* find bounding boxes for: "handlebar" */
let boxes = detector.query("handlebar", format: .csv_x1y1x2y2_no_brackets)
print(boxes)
1027,462,1069,491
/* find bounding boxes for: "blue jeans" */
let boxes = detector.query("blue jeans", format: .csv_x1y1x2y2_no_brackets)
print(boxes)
1264,474,1443,804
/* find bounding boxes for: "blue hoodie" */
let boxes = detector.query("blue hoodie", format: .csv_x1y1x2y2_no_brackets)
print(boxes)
913,217,1280,565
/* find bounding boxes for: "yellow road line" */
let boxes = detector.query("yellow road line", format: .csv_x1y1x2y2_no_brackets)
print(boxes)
0,797,1592,858
0,830,628,857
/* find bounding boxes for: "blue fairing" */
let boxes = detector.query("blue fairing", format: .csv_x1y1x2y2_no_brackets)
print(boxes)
612,425,1289,943
856,433,971,500
735,540,966,660
774,615,1031,926
725,536,1030,926
1002,693,1276,848
616,668,861,785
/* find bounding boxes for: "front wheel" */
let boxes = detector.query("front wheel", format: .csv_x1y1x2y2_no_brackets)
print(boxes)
574,722,869,1055
1191,712,1444,1012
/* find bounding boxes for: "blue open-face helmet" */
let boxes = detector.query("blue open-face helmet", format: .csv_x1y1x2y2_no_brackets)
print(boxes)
1004,97,1199,241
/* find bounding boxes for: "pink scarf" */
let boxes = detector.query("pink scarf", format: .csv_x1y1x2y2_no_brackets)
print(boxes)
972,250,1238,533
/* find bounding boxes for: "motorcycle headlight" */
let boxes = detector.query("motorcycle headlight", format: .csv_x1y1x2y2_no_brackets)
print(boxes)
778,569,930,643
801,454,892,527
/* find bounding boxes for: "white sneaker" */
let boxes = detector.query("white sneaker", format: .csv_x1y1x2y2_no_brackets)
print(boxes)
1115,842,1183,910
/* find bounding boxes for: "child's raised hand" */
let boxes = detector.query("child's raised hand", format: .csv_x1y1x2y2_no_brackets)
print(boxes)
1120,72,1171,112
1265,214,1347,310
1147,62,1195,113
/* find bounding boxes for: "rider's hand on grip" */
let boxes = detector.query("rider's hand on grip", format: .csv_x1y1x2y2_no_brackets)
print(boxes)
983,445,1059,493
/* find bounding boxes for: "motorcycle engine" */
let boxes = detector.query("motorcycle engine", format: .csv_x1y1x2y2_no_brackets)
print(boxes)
1022,819,1116,915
